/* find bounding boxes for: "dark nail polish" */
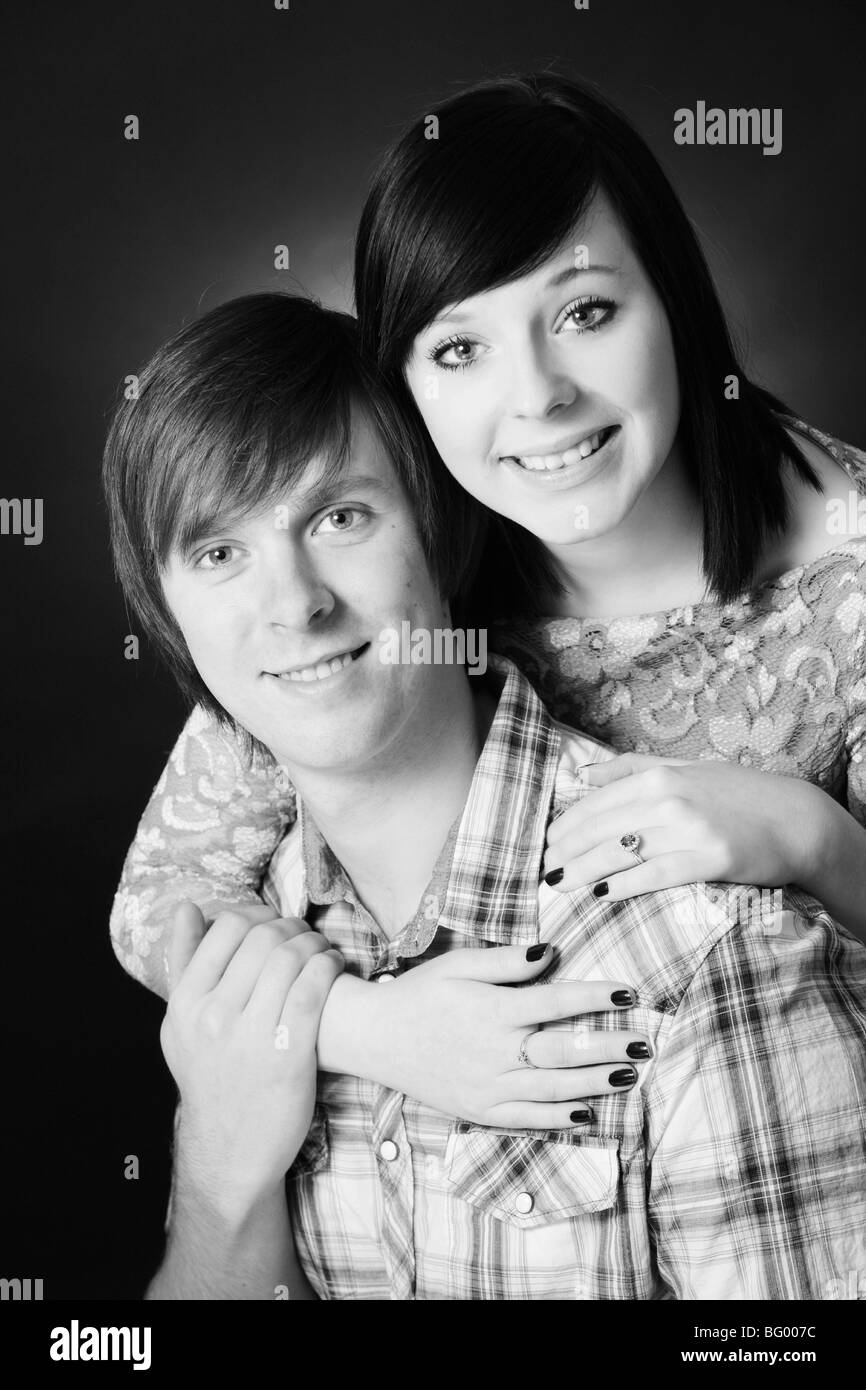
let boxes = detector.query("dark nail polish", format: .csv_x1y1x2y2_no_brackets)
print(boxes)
610,990,635,1007
526,942,548,962
570,1108,594,1124
544,867,564,886
610,1067,637,1087
592,881,609,898
626,1042,651,1060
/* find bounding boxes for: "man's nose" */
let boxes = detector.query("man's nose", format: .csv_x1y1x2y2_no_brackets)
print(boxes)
260,549,335,630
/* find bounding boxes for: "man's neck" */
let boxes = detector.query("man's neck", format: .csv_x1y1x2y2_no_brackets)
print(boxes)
278,668,499,939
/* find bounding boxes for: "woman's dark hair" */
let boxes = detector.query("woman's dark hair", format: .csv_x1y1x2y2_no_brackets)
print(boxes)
354,71,820,611
102,292,486,731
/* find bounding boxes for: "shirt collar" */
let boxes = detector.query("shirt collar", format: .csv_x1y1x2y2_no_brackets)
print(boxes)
294,654,562,946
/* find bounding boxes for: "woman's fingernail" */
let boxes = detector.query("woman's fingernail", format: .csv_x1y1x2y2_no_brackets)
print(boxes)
544,868,564,886
610,1067,637,1087
570,1107,594,1124
611,990,635,1007
592,881,609,898
626,1042,651,1060
526,942,549,962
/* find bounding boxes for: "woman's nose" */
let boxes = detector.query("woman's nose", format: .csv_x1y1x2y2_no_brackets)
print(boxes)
509,335,578,419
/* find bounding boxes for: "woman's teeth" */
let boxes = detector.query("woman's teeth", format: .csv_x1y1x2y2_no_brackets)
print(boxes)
279,649,358,682
514,427,613,471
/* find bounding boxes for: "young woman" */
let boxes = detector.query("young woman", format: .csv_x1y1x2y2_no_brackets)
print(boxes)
110,72,866,1119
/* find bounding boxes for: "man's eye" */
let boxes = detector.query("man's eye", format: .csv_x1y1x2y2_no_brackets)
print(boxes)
314,508,366,534
195,545,236,570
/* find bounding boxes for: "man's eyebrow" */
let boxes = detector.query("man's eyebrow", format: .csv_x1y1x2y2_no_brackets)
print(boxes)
294,472,395,512
175,474,395,561
425,264,620,330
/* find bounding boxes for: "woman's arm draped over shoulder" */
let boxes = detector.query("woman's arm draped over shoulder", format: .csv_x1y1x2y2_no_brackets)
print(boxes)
109,706,294,999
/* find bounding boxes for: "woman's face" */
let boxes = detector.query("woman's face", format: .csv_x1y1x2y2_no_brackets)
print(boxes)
405,191,682,547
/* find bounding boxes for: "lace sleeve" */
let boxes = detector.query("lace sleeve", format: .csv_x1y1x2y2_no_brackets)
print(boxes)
109,705,295,998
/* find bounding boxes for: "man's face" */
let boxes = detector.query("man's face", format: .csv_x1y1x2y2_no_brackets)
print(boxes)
160,411,450,776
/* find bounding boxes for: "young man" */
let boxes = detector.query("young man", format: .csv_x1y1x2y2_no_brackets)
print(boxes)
103,293,866,1300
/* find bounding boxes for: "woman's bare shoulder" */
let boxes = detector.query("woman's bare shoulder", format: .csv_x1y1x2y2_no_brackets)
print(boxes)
758,426,866,580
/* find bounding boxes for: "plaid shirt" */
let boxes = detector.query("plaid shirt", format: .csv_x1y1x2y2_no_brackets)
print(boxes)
262,657,866,1301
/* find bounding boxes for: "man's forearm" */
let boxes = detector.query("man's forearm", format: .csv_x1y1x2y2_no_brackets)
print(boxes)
146,1152,316,1301
316,970,382,1078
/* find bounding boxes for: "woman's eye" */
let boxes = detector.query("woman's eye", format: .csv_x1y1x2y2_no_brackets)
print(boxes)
428,335,478,371
561,297,615,334
314,507,366,535
195,545,237,570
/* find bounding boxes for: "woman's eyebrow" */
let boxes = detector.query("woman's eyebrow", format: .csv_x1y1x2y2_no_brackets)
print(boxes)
544,262,619,288
426,264,620,329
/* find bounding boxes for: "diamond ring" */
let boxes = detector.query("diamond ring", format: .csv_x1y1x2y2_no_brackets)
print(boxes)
620,832,643,865
517,1034,537,1068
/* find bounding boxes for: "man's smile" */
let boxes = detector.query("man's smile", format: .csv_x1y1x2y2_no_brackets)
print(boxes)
264,642,370,684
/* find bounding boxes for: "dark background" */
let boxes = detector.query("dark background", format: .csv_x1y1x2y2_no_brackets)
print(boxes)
2,0,864,1298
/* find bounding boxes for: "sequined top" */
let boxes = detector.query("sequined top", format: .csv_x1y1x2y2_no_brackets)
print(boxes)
497,420,866,826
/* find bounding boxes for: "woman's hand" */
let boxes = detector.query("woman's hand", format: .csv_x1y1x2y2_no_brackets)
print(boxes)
543,753,827,900
339,943,649,1129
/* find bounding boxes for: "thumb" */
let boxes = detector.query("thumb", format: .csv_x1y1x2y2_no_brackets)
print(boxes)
581,752,645,787
584,752,692,788
166,900,207,995
432,941,554,984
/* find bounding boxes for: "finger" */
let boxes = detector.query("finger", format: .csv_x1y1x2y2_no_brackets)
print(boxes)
412,941,558,984
166,902,207,995
276,949,345,1050
507,979,639,1027
545,826,673,891
545,791,671,873
585,851,703,902
508,1062,642,1102
214,918,314,1011
547,758,646,849
521,1028,653,1070
579,753,689,790
171,908,272,1000
247,932,334,1029
486,1101,597,1130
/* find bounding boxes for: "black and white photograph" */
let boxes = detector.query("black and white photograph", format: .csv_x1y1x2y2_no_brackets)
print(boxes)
3,0,865,1346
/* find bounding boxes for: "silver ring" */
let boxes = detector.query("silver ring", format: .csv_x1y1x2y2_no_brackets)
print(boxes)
619,831,644,865
517,1033,537,1068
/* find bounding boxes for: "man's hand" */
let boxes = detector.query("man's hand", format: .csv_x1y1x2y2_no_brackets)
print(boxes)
161,902,344,1208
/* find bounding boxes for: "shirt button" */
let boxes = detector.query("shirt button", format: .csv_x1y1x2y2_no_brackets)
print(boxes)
376,972,397,983
379,1139,399,1162
514,1191,534,1215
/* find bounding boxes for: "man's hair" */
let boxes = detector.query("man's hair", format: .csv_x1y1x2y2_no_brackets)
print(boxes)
102,292,486,727
355,70,822,611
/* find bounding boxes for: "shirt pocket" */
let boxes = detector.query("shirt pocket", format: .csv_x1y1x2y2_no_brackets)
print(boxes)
443,1122,622,1229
